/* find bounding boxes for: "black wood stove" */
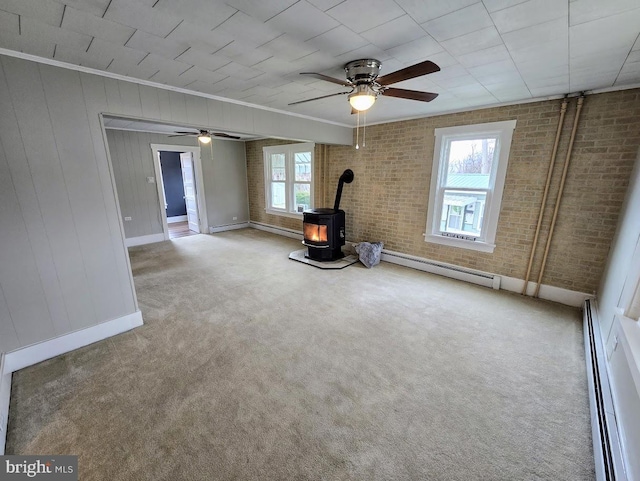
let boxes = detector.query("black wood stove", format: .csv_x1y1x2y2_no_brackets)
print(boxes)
302,169,354,261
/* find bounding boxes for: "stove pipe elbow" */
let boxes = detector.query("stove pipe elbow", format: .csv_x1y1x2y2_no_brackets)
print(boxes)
334,169,354,211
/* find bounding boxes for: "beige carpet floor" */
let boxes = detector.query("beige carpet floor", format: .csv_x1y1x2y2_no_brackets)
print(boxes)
7,228,594,480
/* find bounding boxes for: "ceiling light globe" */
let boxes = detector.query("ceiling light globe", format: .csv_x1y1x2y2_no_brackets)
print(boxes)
198,135,211,144
349,92,376,111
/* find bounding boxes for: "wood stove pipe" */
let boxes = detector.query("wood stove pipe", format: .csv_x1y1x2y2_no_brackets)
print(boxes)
334,169,354,211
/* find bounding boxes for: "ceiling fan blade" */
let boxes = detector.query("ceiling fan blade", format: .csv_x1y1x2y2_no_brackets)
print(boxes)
168,133,195,137
212,132,241,140
376,60,440,86
382,88,439,102
300,72,352,87
288,91,350,106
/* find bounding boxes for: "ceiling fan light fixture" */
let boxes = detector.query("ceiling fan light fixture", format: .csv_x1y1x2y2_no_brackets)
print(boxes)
198,132,211,144
348,85,376,111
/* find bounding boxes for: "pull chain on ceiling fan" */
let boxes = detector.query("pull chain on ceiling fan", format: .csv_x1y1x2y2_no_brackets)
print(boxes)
289,58,440,112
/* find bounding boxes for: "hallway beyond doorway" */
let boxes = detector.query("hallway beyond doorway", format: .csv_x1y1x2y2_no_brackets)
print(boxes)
168,221,197,239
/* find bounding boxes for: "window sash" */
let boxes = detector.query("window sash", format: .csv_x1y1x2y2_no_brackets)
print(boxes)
263,143,314,216
425,120,516,253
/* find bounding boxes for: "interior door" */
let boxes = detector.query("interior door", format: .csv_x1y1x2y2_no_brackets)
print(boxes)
180,152,200,233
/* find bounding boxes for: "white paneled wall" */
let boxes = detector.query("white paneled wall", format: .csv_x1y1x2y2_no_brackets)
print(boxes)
0,54,350,352
106,130,249,238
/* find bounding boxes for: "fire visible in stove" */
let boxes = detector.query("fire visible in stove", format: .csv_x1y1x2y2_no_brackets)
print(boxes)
302,169,354,262
303,223,327,243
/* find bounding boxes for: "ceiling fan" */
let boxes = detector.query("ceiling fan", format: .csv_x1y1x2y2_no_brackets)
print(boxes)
169,129,241,144
289,59,440,112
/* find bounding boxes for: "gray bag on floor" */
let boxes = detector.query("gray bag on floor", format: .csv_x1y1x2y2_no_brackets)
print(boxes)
355,242,384,268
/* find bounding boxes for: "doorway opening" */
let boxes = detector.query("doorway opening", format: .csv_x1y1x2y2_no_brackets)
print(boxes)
151,144,208,241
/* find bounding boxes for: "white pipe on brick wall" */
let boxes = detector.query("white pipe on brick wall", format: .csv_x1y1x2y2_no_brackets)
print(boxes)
534,94,586,298
522,95,569,295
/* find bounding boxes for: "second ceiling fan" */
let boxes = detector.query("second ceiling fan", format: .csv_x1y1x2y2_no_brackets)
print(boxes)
289,59,441,112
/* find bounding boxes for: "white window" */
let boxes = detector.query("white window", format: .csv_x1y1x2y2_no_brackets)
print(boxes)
425,120,516,253
263,142,314,217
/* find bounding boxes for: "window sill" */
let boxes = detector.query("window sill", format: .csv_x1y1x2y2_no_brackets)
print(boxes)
265,209,304,220
424,233,496,253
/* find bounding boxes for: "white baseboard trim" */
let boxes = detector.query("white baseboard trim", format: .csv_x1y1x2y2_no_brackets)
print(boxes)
167,215,188,224
125,233,166,247
0,311,143,454
210,222,249,233
249,221,303,240
247,223,592,307
2,311,143,375
0,354,11,454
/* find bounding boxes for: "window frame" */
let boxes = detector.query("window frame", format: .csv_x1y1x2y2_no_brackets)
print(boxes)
263,142,314,218
425,120,516,253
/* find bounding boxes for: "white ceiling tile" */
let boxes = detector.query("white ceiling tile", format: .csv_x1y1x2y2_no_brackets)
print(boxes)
0,28,55,58
89,38,147,67
434,74,481,89
50,0,111,17
165,21,234,53
139,53,191,77
259,34,318,61
326,0,406,33
440,26,503,56
53,44,113,70
251,56,303,76
153,0,237,29
0,9,19,36
422,3,493,42
529,83,569,96
394,0,480,24
447,83,496,100
385,35,444,63
570,9,640,58
179,66,228,86
126,30,188,59
216,11,281,45
215,61,264,80
426,51,460,69
467,59,520,82
360,15,425,50
490,0,568,34
501,17,566,52
20,16,93,51
335,44,390,64
61,6,135,45
570,0,640,26
214,40,272,67
483,80,531,101
457,44,511,68
481,0,528,13
305,25,369,56
307,0,344,11
104,0,181,37
109,56,160,78
0,0,64,27
175,48,231,72
266,1,340,41
223,0,298,21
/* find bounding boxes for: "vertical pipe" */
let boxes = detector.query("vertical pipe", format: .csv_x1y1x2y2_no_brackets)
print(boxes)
534,94,585,297
522,96,569,295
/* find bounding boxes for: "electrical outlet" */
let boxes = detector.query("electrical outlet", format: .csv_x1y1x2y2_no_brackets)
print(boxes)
233,216,237,220
124,216,132,221
146,176,155,183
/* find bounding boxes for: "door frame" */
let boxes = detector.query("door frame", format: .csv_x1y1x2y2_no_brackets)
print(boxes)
150,143,208,239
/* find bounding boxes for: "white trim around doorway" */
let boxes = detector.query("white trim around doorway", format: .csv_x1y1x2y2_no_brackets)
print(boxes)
150,144,209,240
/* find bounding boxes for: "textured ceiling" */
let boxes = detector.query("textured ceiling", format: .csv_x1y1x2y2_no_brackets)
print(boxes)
0,0,639,127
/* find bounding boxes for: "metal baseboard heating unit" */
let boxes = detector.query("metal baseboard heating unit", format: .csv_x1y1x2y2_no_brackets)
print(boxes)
380,249,501,289
583,299,628,481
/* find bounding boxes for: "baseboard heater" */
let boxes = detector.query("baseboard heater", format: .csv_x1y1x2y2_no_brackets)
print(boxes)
583,300,627,481
380,249,501,290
